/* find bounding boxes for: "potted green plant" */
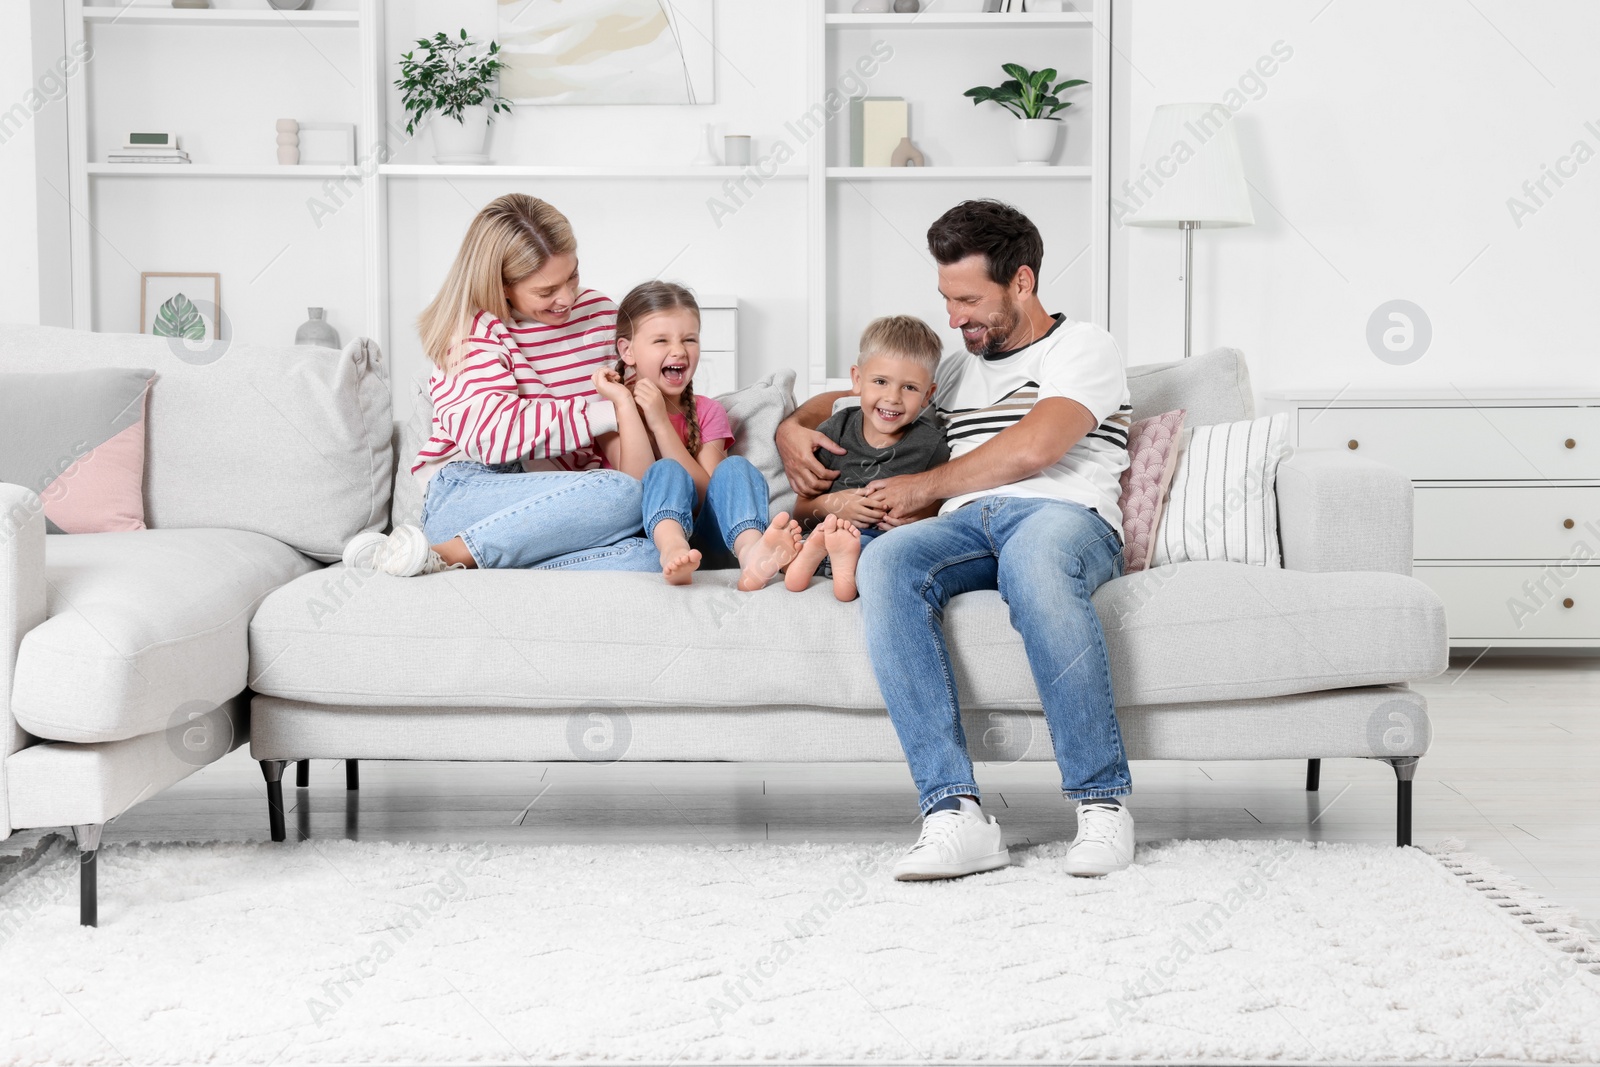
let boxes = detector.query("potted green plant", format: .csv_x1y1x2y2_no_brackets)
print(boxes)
396,30,513,165
964,63,1087,165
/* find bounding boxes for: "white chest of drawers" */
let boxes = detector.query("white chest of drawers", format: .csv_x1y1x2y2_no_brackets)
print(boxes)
1267,391,1600,648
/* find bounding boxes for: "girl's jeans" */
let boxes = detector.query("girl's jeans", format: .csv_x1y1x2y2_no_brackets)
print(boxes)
641,456,769,568
854,496,1131,814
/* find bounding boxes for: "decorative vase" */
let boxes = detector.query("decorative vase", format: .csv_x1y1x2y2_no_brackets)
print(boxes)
893,0,921,11
268,0,310,8
431,105,491,165
294,308,340,348
171,0,210,8
275,119,299,165
691,123,719,166
889,136,925,166
1012,118,1059,165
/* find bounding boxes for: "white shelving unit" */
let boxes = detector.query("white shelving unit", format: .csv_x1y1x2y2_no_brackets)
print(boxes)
807,0,1110,390
81,7,359,27
65,0,1114,401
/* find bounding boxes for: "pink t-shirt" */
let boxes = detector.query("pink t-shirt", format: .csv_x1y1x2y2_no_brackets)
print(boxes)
671,394,735,452
601,393,734,469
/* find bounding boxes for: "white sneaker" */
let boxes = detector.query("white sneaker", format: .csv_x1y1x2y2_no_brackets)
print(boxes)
376,524,461,577
1065,801,1135,877
892,799,1010,881
341,531,388,574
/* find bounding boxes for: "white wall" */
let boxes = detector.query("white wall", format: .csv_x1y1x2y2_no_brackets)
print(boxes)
1115,0,1600,400
0,1,41,325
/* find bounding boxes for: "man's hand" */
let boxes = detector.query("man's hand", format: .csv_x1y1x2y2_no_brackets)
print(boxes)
777,418,845,497
827,489,887,528
865,472,939,527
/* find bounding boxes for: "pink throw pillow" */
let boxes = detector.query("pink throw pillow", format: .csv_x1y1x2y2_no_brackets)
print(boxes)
1117,409,1185,573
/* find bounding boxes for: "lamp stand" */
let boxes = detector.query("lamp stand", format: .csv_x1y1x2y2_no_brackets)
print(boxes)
1180,220,1197,359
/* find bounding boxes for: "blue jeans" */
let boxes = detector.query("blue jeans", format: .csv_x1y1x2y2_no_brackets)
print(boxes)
855,496,1130,814
641,456,769,568
420,461,647,570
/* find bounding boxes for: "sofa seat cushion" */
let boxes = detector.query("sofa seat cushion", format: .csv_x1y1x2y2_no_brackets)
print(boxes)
13,530,318,744
247,560,1446,711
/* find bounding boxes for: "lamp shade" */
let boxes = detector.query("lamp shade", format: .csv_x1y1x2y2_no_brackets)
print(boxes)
1124,103,1254,228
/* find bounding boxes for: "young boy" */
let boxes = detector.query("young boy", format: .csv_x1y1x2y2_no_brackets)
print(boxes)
785,315,950,601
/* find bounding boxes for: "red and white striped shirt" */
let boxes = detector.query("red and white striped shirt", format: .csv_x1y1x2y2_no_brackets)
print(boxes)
412,291,619,487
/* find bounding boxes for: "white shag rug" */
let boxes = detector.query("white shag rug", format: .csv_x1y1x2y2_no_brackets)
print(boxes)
1,836,1598,1066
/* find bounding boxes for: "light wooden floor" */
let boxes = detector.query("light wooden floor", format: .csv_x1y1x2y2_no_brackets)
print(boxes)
5,654,1597,922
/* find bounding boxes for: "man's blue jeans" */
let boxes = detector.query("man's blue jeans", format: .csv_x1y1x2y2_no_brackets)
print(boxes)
855,496,1131,814
640,456,770,568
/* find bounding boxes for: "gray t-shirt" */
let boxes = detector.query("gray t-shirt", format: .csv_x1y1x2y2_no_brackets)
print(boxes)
815,407,951,492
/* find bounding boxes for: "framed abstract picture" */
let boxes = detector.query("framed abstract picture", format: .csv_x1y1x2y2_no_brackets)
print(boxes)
140,272,221,341
497,0,715,105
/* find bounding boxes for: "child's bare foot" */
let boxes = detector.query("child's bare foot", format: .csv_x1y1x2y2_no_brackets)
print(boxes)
651,520,701,585
736,513,803,591
785,515,836,592
661,546,702,585
825,519,863,601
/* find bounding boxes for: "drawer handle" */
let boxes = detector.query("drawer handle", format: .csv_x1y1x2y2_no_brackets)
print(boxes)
1347,439,1359,450
1566,438,1577,449
1563,598,1575,609
1565,518,1577,529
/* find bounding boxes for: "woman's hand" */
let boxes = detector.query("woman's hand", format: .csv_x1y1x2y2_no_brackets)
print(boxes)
591,366,634,407
776,419,846,497
633,378,672,428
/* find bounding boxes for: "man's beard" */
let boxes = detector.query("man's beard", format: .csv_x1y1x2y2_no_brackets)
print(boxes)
963,294,1023,357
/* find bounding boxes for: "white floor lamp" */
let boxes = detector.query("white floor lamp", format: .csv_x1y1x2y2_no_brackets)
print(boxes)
1124,103,1254,358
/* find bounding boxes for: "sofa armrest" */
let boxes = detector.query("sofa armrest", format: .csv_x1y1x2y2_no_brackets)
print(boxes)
0,483,48,840
1276,450,1413,575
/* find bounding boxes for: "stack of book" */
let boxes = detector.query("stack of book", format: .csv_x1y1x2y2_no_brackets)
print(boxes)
106,146,191,165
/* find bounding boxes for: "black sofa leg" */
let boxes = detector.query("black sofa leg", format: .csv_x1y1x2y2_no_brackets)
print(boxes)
261,760,288,842
296,760,310,788
1305,759,1321,792
345,759,359,791
73,824,102,927
1388,756,1418,847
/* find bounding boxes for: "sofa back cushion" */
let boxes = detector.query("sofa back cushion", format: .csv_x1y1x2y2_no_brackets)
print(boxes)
0,325,392,562
1127,346,1253,427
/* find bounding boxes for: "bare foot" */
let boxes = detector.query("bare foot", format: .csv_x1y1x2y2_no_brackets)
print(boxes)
652,520,701,585
825,519,863,601
736,512,803,591
785,515,837,592
661,546,702,585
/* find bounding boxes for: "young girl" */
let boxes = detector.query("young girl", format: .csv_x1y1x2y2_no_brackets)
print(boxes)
591,281,801,588
341,193,648,577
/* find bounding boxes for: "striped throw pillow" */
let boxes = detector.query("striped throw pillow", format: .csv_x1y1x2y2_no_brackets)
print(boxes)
1149,411,1290,568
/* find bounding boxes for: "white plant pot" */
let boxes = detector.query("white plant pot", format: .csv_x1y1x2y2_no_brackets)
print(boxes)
431,105,491,165
1012,118,1060,166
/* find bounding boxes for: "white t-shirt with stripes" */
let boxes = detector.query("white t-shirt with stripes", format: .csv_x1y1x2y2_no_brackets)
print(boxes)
934,314,1131,531
412,291,619,488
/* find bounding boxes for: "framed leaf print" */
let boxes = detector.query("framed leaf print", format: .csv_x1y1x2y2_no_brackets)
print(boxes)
140,272,221,341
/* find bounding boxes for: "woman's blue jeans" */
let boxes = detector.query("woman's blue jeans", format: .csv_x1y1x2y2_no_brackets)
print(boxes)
420,461,647,570
641,456,769,568
854,496,1131,814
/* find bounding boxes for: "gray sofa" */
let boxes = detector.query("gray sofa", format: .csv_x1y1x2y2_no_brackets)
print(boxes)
245,347,1446,847
0,324,392,924
0,325,1448,927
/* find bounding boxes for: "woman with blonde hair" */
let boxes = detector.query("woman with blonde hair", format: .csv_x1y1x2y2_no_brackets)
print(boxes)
342,193,650,575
